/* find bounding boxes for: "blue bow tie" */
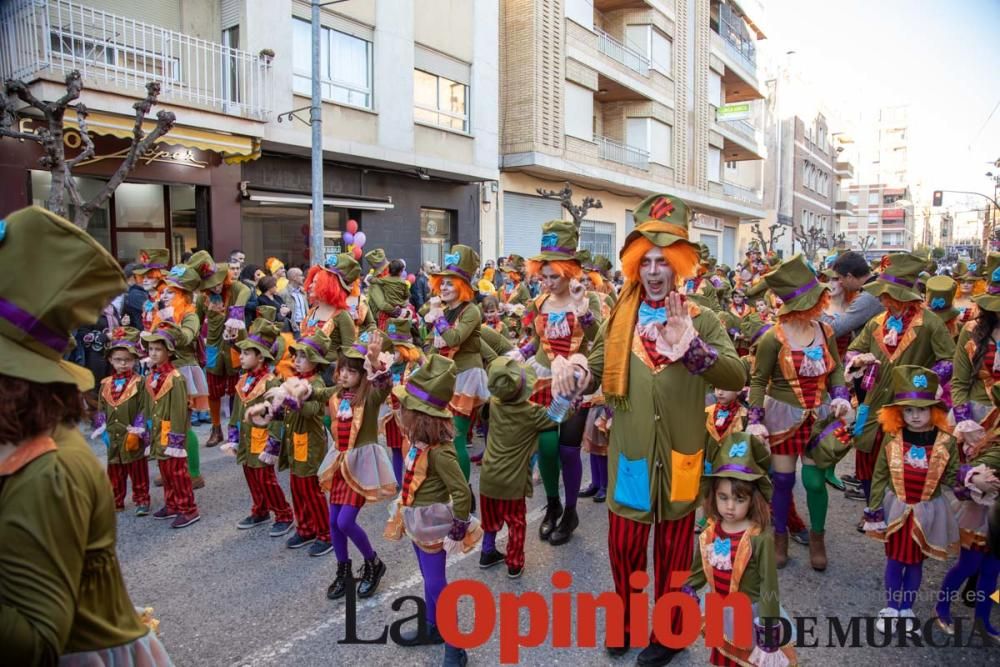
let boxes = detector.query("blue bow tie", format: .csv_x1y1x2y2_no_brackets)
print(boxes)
804,345,824,361
339,398,351,413
638,302,667,327
908,445,927,460
886,315,904,333
713,537,731,557
716,408,730,420
114,378,127,389
548,311,567,325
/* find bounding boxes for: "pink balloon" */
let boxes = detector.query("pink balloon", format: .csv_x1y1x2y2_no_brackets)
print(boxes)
354,231,367,248
343,231,355,246
347,219,359,234
352,246,363,260
406,273,416,284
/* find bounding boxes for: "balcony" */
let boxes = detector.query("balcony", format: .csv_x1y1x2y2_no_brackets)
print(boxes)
723,181,762,204
714,106,766,161
595,28,649,77
0,0,272,120
835,160,854,179
596,134,649,170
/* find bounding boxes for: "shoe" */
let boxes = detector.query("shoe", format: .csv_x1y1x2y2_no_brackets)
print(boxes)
398,623,444,646
774,531,789,569
309,540,334,557
594,488,606,503
875,607,898,635
606,639,630,657
636,641,681,666
856,518,866,533
153,475,163,487
270,521,294,538
191,475,205,490
356,556,386,598
115,506,125,512
286,533,315,549
579,484,599,498
468,484,477,515
825,476,846,491
898,609,919,635
135,505,150,517
539,496,563,541
961,575,979,608
152,506,177,520
326,560,353,600
170,513,200,529
791,529,810,546
844,487,867,501
934,614,955,636
442,645,468,667
808,531,827,571
236,514,269,530
205,425,224,447
479,549,506,569
507,564,523,579
841,474,861,487
548,506,579,546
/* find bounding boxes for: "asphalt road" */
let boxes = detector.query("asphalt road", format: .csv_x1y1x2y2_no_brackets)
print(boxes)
91,423,998,666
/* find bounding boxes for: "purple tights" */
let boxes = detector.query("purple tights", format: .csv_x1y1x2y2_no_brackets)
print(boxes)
391,448,404,487
559,446,583,509
770,471,796,534
936,547,1000,633
885,558,923,610
413,542,447,625
329,503,375,563
587,454,608,491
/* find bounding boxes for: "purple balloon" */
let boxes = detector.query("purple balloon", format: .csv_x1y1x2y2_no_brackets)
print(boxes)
343,231,355,246
354,231,367,248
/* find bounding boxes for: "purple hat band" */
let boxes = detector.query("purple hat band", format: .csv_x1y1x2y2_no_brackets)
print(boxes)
540,245,577,255
352,343,368,355
142,262,167,270
444,264,471,281
153,330,177,348
110,339,139,350
248,334,276,352
879,274,914,289
714,463,757,475
405,381,449,408
299,338,326,356
780,278,819,301
0,297,69,353
894,391,936,401
811,419,846,446
751,323,772,344
988,285,1000,295
387,330,411,342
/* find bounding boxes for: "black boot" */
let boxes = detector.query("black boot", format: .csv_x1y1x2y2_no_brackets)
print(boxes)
398,623,444,647
539,496,562,541
548,506,579,546
442,644,468,666
637,641,682,666
357,555,386,598
579,484,599,498
326,560,352,600
468,483,477,515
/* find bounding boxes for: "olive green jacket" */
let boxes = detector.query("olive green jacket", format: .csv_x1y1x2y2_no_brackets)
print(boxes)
368,276,411,314
230,372,284,468
410,444,472,521
951,323,992,407
480,398,557,499
479,323,513,365
302,308,356,362
283,375,328,477
524,293,602,369
436,302,483,372
170,310,202,368
870,429,959,510
314,378,393,448
198,281,250,376
749,322,845,410
146,368,190,461
97,374,147,465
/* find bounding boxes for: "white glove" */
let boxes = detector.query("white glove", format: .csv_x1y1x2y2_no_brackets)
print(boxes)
219,442,239,456
90,424,107,440
830,398,855,423
747,423,769,440
954,419,986,445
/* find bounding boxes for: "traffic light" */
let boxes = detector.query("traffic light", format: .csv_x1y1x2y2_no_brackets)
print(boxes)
932,190,943,206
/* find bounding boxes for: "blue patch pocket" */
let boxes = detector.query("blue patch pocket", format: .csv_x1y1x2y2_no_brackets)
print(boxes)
853,404,869,437
206,344,219,370
614,453,651,512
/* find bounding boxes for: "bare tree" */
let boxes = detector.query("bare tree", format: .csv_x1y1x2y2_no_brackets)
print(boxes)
750,221,787,255
536,182,602,228
0,70,176,229
792,224,829,262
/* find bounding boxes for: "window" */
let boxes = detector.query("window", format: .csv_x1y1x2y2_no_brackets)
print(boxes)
709,70,722,108
708,147,722,183
625,25,672,75
868,192,880,205
848,193,859,205
221,26,240,104
564,82,593,140
580,220,616,260
292,16,372,108
414,69,469,132
420,208,454,269
565,0,592,30
625,118,671,166
868,213,879,223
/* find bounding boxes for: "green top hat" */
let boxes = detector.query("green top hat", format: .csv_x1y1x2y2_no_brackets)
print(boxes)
744,278,770,300
925,275,960,321
884,364,942,408
140,320,184,354
256,305,278,322
764,254,825,315
321,252,361,288
392,353,457,419
163,264,202,292
863,252,924,302
592,254,613,275
0,206,127,390
365,248,389,274
487,356,536,403
106,326,142,357
740,313,772,347
384,317,417,349
952,260,968,279
235,318,281,361
290,329,332,366
973,253,1000,313
133,248,169,276
433,244,480,284
575,248,594,269
500,254,526,274
917,271,931,289
623,193,698,256
705,432,772,502
531,220,579,263
957,259,984,282
187,250,228,290
341,328,381,360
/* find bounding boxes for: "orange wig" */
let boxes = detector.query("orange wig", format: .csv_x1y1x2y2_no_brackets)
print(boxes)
305,265,349,310
779,292,831,325
429,275,475,303
525,259,583,280
620,237,700,288
396,345,422,364
877,405,951,435
151,289,196,331
586,270,605,288
879,294,922,313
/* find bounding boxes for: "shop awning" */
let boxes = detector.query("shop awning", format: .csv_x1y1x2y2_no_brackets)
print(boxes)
243,189,394,211
61,111,261,164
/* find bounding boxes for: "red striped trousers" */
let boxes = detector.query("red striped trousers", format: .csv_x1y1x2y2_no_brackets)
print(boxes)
290,473,330,541
481,496,527,569
243,464,293,522
608,510,696,644
158,457,197,515
108,459,150,508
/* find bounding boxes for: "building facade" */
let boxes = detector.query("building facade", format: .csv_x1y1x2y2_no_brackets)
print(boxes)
498,0,768,269
840,183,914,259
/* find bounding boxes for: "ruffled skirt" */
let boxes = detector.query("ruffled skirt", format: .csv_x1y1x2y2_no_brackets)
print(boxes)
869,491,960,561
319,443,398,503
177,364,209,411
450,367,490,417
60,630,173,667
699,600,798,667
384,499,483,554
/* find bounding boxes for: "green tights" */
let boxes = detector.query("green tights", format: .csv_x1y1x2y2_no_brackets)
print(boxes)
800,464,828,533
186,429,201,478
453,415,472,481
537,430,561,498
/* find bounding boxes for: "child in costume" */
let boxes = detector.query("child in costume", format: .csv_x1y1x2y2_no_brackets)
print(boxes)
478,357,561,577
366,250,412,330
93,327,150,515
381,317,425,486
223,318,295,537
132,248,169,333
925,275,962,340
481,295,511,338
384,355,480,667
140,321,200,529
683,432,797,667
863,365,960,634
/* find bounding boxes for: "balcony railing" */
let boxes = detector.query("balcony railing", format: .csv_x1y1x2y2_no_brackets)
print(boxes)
0,0,272,120
596,134,649,170
717,4,757,72
595,28,649,77
723,181,762,204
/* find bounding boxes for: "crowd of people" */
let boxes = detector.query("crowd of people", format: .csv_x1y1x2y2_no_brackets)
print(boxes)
2,196,1000,667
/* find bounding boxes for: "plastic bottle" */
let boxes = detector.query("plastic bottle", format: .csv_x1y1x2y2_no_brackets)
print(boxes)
546,370,582,423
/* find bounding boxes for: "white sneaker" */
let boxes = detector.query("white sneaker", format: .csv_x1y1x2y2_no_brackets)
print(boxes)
898,608,919,635
875,607,898,635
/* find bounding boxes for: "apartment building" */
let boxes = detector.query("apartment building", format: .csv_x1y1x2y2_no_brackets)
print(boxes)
0,0,500,271
840,183,914,258
498,0,767,268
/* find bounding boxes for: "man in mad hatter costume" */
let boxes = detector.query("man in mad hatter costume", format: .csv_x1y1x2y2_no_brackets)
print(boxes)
846,253,955,513
924,275,961,339
498,254,531,336
0,206,173,663
553,193,746,664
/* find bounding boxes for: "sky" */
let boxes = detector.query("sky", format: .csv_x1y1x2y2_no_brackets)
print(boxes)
764,0,1000,207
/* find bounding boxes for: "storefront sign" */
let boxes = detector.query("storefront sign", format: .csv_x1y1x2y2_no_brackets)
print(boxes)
716,103,751,122
693,214,723,232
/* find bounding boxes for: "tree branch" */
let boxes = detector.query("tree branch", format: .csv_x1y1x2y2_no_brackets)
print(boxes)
536,182,603,228
66,103,95,168
55,71,84,109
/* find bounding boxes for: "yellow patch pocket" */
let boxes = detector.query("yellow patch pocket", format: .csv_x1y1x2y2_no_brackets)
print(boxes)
293,431,310,462
250,427,268,455
160,420,171,446
669,449,704,503
125,433,142,452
